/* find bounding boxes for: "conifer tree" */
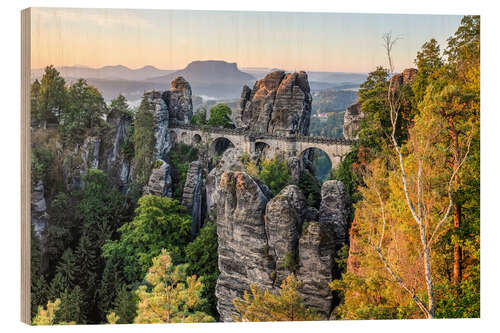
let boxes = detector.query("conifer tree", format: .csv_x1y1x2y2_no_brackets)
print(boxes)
134,249,215,323
233,274,322,322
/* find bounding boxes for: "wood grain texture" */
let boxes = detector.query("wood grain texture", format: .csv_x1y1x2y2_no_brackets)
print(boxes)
21,7,31,325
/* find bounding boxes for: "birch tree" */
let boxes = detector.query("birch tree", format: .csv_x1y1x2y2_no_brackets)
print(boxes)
360,33,472,318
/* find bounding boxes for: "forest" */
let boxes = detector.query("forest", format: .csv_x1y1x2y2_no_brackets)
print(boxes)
29,15,479,324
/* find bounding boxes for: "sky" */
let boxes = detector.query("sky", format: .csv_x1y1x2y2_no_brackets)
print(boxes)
30,8,463,73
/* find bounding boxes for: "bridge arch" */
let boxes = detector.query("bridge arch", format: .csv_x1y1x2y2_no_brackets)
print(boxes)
255,141,273,160
300,147,333,181
192,133,202,145
169,130,177,144
210,137,235,156
180,132,188,144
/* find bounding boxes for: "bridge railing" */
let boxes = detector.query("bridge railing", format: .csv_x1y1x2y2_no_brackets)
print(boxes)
170,124,355,146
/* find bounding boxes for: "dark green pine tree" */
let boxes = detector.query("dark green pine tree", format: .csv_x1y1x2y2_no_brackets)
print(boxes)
112,285,138,324
31,276,48,319
54,286,87,324
74,234,98,319
47,272,67,302
96,254,124,321
55,249,77,288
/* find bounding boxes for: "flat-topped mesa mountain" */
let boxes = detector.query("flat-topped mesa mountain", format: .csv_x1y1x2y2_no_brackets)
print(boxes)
148,60,256,100
235,70,312,135
149,60,255,85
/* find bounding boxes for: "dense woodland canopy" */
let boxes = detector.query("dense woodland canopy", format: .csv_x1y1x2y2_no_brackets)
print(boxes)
30,16,479,324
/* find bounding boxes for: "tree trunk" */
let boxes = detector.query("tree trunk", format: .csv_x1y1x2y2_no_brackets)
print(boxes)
448,117,462,286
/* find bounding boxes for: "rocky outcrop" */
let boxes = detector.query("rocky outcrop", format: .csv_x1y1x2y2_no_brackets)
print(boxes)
390,68,418,91
31,180,49,272
296,220,336,317
165,77,193,125
319,180,350,248
143,90,171,161
182,161,204,236
63,136,102,192
103,109,133,190
342,101,364,140
143,160,172,197
206,148,246,212
215,174,350,321
265,185,306,283
235,71,312,135
215,171,273,322
287,156,302,185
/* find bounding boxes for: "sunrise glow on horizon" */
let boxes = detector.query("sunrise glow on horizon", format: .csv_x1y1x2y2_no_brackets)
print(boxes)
30,8,462,73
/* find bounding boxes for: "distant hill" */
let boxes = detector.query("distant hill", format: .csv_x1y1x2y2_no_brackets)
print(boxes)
30,62,366,102
149,60,255,85
31,65,175,82
147,60,256,99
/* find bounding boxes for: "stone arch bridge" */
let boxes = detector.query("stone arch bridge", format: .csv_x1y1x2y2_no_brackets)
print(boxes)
169,125,354,169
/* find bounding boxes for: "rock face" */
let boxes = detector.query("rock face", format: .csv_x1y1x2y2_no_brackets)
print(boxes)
142,90,171,161
287,156,302,185
265,185,306,283
143,160,172,197
141,78,194,198
31,180,49,272
215,171,273,322
215,175,350,321
103,109,133,191
165,77,193,125
296,220,336,316
235,71,312,135
390,68,418,91
182,161,204,236
343,101,364,140
63,136,102,192
206,148,246,212
319,180,351,248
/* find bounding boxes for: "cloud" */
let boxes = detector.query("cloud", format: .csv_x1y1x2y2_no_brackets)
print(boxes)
32,8,153,30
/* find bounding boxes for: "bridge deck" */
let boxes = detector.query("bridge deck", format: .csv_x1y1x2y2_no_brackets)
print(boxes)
171,124,355,146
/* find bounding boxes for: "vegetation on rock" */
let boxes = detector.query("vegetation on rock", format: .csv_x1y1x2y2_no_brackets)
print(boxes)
233,274,322,321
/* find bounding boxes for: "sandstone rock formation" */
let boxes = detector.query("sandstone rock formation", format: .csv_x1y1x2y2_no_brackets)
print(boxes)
265,185,306,283
319,180,351,248
215,171,273,322
342,101,364,140
63,136,102,192
215,174,350,321
143,160,172,197
31,180,49,272
206,148,246,212
165,77,193,125
141,78,194,197
182,161,204,236
103,109,133,190
235,71,312,135
390,68,418,91
287,156,302,185
296,220,336,316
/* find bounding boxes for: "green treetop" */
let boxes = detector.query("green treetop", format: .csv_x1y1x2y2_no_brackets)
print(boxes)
207,103,232,127
134,249,215,324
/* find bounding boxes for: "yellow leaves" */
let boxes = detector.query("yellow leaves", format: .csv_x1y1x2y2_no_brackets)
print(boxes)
32,299,61,325
32,298,76,325
233,273,323,322
106,312,120,324
134,249,215,324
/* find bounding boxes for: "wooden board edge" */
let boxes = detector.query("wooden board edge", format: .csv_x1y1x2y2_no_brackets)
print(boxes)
21,7,31,325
